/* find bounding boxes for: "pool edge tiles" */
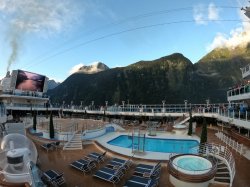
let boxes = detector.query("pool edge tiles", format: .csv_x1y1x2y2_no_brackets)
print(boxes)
107,135,199,154
94,132,200,160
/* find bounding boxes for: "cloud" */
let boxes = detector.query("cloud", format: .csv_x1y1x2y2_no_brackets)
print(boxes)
193,3,220,25
69,63,84,75
0,0,83,71
206,6,250,51
0,0,81,34
208,3,219,20
193,5,207,25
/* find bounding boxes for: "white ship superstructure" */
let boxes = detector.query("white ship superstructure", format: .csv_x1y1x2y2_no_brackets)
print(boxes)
0,70,49,123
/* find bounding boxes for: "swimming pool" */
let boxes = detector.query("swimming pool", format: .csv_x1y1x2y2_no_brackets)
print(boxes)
107,135,199,153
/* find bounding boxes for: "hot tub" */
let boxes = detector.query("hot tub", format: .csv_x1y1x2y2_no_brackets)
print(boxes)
169,154,216,187
172,155,212,174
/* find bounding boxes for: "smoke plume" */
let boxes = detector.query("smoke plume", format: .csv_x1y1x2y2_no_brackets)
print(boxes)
6,29,21,72
0,0,82,71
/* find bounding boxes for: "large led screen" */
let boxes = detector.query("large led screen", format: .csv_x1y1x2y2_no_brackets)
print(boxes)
15,70,45,92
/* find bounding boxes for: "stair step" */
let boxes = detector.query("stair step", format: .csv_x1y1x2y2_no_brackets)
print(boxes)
217,162,226,165
217,167,228,170
215,172,230,177
72,137,81,139
214,177,230,183
64,147,82,149
63,147,82,150
64,144,82,147
217,165,227,169
216,172,229,175
67,144,82,146
214,176,230,179
215,173,230,177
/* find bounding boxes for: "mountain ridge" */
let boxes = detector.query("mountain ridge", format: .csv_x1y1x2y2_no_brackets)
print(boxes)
48,46,250,105
76,62,109,74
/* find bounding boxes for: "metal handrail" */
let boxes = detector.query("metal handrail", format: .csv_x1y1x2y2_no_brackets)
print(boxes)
189,143,235,187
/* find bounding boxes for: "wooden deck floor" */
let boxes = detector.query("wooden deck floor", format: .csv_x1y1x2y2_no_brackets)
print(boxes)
34,127,250,187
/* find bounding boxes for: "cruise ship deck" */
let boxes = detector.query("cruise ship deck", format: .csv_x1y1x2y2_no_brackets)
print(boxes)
21,126,250,187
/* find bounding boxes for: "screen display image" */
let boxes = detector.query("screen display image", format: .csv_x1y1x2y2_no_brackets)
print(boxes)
15,70,45,92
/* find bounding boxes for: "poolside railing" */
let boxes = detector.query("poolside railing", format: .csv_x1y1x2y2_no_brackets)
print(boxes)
188,143,235,187
215,131,243,155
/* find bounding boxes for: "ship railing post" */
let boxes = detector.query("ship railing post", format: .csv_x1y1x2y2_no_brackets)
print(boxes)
246,111,248,121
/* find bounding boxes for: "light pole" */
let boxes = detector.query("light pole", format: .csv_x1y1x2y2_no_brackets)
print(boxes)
105,101,108,113
122,101,125,111
206,99,210,107
162,100,165,113
184,100,188,112
91,101,94,110
80,101,83,110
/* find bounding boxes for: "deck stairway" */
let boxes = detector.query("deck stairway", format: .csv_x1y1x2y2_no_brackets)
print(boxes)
63,132,83,150
188,143,235,187
177,113,198,125
213,161,230,186
175,116,190,126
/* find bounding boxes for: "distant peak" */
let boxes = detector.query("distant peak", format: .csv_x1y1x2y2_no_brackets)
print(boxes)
77,62,109,74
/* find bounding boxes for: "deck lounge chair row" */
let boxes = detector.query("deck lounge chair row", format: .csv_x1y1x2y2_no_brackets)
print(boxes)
123,161,161,187
133,161,161,178
124,175,159,187
41,169,66,186
84,151,106,163
93,157,133,184
70,152,106,174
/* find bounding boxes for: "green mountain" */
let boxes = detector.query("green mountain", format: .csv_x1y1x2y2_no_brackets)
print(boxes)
48,47,250,106
195,44,250,99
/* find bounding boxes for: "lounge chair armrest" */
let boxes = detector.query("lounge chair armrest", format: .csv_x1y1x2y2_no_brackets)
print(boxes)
113,165,120,170
143,172,151,178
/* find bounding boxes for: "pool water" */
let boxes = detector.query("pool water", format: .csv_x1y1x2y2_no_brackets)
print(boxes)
107,135,199,153
177,156,211,171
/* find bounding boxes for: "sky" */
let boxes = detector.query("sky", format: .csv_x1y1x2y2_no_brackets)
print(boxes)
0,0,250,82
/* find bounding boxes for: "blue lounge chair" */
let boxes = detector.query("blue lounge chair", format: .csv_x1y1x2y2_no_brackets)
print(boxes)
123,175,159,187
134,162,161,178
136,161,161,170
70,159,96,174
51,141,60,150
107,157,133,170
93,166,124,184
42,169,65,186
85,151,106,163
41,143,53,152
